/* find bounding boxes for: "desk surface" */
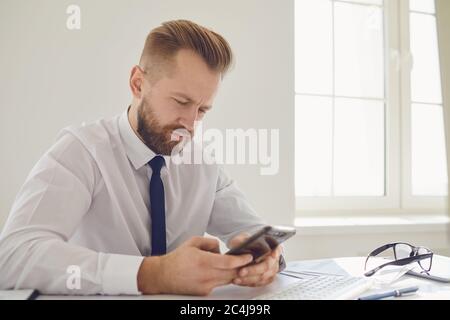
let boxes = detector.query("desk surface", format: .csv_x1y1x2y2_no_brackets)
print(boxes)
38,257,450,300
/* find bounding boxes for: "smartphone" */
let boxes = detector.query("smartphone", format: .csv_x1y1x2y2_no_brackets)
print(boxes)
225,225,296,263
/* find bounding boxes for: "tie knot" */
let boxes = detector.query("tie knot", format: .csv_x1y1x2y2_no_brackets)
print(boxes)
149,156,166,175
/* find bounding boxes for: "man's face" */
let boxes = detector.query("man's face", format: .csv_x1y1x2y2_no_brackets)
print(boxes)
136,49,221,155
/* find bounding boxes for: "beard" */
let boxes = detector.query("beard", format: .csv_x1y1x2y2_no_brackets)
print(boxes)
136,97,186,156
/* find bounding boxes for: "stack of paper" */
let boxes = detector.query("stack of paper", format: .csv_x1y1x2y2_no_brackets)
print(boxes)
0,289,39,300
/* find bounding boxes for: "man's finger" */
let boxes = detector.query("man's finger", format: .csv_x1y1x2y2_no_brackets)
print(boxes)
209,269,240,287
233,273,275,287
189,236,221,253
234,260,278,284
234,267,278,287
233,274,262,286
260,268,277,283
203,251,253,270
271,245,282,259
228,232,250,249
238,256,275,277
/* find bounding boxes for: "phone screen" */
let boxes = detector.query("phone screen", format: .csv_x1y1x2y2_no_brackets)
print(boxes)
226,226,296,262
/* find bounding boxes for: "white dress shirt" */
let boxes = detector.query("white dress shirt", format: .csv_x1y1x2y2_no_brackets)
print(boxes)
0,109,265,295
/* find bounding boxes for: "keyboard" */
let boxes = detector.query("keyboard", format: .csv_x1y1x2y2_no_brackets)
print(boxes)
254,275,372,300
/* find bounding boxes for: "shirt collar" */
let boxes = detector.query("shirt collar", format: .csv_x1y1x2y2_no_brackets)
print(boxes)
118,108,171,171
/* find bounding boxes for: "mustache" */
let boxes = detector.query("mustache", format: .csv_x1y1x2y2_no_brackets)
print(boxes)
165,125,194,138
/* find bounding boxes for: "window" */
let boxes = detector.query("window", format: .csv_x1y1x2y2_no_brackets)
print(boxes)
295,0,447,214
408,0,447,197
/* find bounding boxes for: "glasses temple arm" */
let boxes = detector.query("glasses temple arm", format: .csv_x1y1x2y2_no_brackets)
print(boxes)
364,253,432,277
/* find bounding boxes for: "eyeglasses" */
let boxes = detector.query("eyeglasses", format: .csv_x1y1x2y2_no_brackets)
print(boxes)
364,242,433,277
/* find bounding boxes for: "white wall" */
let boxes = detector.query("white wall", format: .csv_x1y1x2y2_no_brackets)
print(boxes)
0,1,295,232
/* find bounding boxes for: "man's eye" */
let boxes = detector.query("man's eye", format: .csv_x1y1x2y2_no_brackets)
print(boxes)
199,109,207,114
175,99,189,106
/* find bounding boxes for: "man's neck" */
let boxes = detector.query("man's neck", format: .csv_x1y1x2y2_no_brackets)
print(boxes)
127,104,139,136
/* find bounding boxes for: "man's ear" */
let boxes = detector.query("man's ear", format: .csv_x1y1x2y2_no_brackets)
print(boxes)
129,65,144,99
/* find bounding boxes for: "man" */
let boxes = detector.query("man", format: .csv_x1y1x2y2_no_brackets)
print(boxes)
0,20,282,295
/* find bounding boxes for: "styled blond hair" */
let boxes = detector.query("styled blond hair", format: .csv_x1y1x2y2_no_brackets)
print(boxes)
139,19,233,80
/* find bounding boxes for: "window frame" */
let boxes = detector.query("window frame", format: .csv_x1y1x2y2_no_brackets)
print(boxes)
399,0,447,210
295,0,447,216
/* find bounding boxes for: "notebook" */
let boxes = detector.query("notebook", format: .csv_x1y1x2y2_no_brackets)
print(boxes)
0,289,39,300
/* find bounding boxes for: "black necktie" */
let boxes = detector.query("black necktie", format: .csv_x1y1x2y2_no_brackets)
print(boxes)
148,156,166,256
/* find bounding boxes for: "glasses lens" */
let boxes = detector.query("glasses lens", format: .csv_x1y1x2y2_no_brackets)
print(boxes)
417,247,432,271
394,243,413,260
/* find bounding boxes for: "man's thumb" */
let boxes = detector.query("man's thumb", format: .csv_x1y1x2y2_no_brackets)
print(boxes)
228,233,250,249
189,236,221,253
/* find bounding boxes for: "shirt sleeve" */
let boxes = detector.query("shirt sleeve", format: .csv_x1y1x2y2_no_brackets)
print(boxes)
0,132,143,295
207,166,266,247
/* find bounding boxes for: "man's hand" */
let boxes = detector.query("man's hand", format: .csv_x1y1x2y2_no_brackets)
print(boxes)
137,236,253,296
228,233,282,287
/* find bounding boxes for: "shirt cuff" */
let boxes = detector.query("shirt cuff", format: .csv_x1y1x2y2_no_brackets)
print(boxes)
102,254,144,295
278,255,287,272
278,245,286,272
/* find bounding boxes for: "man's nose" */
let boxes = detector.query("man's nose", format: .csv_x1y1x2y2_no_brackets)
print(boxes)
180,107,199,133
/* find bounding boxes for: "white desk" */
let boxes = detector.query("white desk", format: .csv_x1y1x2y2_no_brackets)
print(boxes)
38,257,450,300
